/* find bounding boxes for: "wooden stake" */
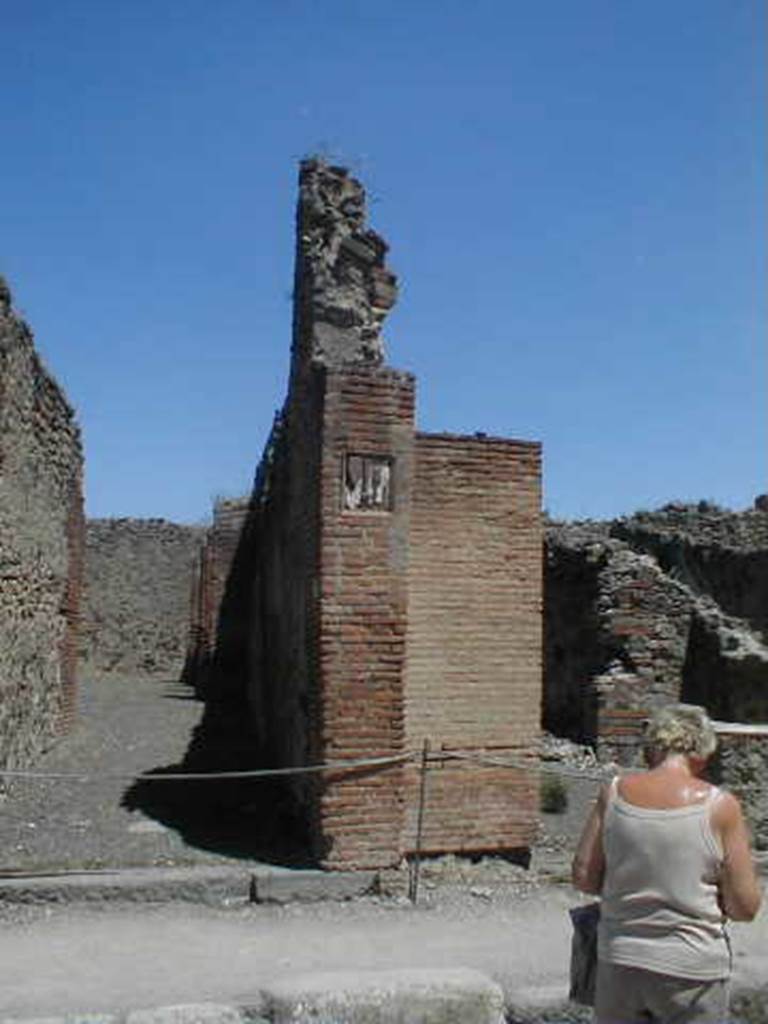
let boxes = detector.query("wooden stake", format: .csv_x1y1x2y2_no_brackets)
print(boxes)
408,738,430,904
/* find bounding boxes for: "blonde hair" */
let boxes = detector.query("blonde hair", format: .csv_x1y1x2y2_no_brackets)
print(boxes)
645,703,717,760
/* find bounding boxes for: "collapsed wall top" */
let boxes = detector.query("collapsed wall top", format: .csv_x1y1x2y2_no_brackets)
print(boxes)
0,275,11,314
290,159,398,384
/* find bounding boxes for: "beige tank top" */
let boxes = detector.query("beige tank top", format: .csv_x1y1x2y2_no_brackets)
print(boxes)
598,776,730,980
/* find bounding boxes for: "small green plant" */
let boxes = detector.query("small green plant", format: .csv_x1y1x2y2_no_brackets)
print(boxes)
540,774,569,814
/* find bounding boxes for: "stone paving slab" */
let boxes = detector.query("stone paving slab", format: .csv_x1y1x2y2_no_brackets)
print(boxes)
0,865,377,907
0,866,251,906
249,869,377,904
0,970,507,1024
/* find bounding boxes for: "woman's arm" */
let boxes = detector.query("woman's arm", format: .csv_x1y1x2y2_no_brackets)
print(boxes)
712,791,763,922
571,783,608,895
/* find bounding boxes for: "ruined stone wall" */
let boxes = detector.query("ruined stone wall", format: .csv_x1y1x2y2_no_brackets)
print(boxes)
0,277,84,768
715,728,768,851
592,549,694,760
545,504,768,765
82,518,204,678
612,504,768,639
288,159,397,385
543,524,608,743
404,433,541,854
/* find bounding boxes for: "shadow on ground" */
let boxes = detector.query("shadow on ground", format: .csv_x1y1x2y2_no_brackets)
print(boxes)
121,693,315,868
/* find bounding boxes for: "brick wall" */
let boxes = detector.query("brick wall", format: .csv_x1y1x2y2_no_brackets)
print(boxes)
404,434,542,853
0,277,84,767
593,553,692,763
253,370,325,818
187,163,544,869
193,498,253,699
315,366,415,868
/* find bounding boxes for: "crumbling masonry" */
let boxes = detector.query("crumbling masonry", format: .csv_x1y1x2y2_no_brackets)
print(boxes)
0,277,84,769
188,161,543,869
545,503,768,846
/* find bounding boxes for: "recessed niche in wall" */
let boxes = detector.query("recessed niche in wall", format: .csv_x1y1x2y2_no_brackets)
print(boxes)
343,454,393,511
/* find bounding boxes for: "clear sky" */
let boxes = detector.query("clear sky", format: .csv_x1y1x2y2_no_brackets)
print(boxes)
1,1,764,523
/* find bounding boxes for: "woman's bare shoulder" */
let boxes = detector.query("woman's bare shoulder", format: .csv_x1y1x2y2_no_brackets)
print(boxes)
619,768,714,807
710,788,744,830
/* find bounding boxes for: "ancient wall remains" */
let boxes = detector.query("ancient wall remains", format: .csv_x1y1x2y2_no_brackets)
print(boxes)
186,499,252,697
545,504,768,764
543,523,608,744
189,161,543,869
82,518,204,678
612,503,768,640
250,374,325,817
258,162,415,868
0,276,84,768
715,725,768,851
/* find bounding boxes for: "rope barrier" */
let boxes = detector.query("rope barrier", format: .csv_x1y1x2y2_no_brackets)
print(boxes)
0,751,416,784
0,749,613,786
0,738,619,790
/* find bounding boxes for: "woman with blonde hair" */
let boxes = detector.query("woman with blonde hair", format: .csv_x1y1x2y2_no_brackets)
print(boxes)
573,702,762,1023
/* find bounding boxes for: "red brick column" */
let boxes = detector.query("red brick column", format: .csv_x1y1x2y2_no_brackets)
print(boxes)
314,366,415,869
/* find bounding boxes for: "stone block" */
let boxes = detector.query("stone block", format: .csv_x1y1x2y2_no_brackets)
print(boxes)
250,869,377,904
263,967,505,1024
0,865,251,906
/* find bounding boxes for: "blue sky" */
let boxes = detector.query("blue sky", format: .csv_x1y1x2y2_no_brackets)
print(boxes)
1,0,764,523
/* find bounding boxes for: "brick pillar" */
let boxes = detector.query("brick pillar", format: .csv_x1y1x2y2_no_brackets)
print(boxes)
314,366,415,869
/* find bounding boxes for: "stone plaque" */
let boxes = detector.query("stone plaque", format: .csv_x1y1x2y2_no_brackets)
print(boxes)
343,455,392,511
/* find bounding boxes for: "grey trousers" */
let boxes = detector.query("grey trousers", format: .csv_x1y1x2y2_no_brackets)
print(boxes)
595,962,730,1024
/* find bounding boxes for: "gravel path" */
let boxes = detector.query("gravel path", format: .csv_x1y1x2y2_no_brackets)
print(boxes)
0,673,253,871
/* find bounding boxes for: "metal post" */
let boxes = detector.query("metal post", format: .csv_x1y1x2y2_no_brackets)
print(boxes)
408,738,430,904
